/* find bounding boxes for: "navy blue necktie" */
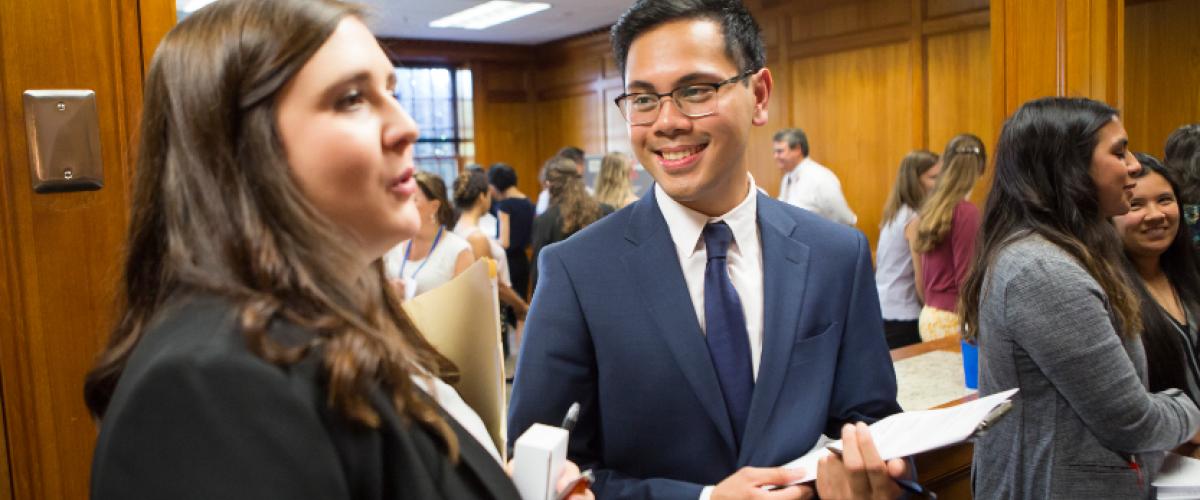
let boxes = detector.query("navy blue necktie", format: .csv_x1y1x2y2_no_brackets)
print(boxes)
702,221,753,447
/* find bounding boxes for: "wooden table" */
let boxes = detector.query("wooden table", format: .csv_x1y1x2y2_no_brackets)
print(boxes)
891,337,975,499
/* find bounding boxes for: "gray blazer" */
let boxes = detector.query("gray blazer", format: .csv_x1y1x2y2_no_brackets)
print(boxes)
972,234,1200,499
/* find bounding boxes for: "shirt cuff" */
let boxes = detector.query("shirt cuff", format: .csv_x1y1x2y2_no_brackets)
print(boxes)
699,485,714,500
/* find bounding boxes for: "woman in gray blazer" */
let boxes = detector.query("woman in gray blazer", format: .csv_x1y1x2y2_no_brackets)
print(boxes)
85,1,590,498
959,97,1200,499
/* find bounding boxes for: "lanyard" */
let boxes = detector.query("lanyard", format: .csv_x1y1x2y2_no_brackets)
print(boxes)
399,226,443,280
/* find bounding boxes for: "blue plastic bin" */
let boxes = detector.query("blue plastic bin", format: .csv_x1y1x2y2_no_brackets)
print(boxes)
961,340,979,390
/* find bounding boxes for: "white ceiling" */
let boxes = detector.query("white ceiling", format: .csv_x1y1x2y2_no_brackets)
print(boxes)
361,0,626,44
176,1,628,45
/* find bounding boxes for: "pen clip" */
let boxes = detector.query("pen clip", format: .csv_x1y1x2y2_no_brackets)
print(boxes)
972,400,1013,439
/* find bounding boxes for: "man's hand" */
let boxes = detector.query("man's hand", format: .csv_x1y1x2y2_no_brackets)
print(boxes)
555,460,594,500
816,423,908,500
711,466,814,500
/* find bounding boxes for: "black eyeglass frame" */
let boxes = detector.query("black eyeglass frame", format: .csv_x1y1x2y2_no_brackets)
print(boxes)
613,69,759,125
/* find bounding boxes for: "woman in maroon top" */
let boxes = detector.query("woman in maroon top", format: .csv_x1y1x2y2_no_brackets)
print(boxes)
907,134,988,341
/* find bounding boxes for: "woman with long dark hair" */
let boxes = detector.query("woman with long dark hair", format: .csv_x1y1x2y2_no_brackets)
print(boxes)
1115,152,1200,404
875,150,939,348
85,1,590,498
961,97,1200,498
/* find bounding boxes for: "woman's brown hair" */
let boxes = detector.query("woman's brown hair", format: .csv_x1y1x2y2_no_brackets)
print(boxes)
545,156,603,235
880,150,939,228
913,134,986,253
416,171,455,227
83,0,459,457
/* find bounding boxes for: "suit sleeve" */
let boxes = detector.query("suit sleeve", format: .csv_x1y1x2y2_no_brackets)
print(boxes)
91,352,350,500
508,246,705,500
825,232,902,436
1003,260,1200,453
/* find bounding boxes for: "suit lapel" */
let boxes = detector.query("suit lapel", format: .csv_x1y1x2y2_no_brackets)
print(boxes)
738,195,810,465
620,192,737,455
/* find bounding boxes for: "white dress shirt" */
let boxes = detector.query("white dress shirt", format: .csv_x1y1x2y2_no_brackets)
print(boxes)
778,157,857,225
654,176,765,378
658,176,764,500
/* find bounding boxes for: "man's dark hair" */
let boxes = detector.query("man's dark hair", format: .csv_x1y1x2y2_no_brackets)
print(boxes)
556,146,585,166
773,128,809,156
611,0,765,79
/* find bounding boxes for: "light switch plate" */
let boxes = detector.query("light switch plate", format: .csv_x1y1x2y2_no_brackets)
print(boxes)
22,90,104,193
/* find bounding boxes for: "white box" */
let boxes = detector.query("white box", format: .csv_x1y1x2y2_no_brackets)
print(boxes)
511,423,569,500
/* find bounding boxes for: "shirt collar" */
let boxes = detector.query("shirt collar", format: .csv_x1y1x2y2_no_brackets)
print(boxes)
655,173,759,259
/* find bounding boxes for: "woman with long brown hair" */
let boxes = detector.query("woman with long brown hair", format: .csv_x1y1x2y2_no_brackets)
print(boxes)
875,150,939,348
906,134,986,341
85,1,590,498
529,157,610,294
962,97,1200,498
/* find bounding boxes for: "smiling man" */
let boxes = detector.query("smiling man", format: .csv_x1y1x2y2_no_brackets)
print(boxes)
508,1,904,499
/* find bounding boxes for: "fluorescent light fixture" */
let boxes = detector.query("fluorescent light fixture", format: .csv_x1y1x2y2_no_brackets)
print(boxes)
180,0,217,13
430,1,551,30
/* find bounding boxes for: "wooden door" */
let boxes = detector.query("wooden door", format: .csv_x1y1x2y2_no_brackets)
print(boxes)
0,0,173,498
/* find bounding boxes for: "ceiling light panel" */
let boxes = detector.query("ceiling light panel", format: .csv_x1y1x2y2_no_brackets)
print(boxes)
429,1,551,30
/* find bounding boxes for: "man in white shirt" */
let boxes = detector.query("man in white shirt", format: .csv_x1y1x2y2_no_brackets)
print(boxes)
773,128,858,225
509,1,905,499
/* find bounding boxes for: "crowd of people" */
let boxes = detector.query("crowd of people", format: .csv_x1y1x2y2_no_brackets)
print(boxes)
80,0,1200,498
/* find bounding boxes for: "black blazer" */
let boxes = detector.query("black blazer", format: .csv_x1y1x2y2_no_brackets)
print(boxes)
91,293,520,500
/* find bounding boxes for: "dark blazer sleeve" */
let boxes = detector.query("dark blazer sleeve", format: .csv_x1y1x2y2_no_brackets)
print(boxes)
90,347,350,499
509,245,704,500
824,231,903,436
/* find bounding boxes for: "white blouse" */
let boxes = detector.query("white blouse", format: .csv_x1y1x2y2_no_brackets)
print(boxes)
875,204,922,320
384,229,472,297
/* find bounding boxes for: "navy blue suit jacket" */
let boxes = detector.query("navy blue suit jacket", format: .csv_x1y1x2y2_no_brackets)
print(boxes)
508,189,900,499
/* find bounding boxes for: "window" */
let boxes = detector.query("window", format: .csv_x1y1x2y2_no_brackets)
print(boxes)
393,67,474,188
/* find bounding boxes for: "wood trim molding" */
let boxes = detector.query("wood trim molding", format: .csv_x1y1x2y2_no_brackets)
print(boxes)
378,38,537,64
789,25,910,59
922,10,990,36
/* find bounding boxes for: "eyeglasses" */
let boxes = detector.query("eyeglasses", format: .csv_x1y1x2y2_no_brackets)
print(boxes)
614,70,757,125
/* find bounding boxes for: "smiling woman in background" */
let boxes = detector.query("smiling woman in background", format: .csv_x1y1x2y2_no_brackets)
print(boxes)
84,1,590,498
1115,152,1200,406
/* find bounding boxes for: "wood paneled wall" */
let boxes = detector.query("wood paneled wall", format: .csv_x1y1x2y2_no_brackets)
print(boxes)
1125,0,1200,158
0,0,173,498
753,0,992,249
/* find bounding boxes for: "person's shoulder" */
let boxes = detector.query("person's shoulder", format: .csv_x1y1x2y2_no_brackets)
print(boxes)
991,234,1095,289
440,229,472,253
109,293,319,409
762,195,864,250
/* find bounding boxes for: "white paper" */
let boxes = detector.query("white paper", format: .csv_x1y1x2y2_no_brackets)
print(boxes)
782,388,1018,483
1154,452,1200,499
